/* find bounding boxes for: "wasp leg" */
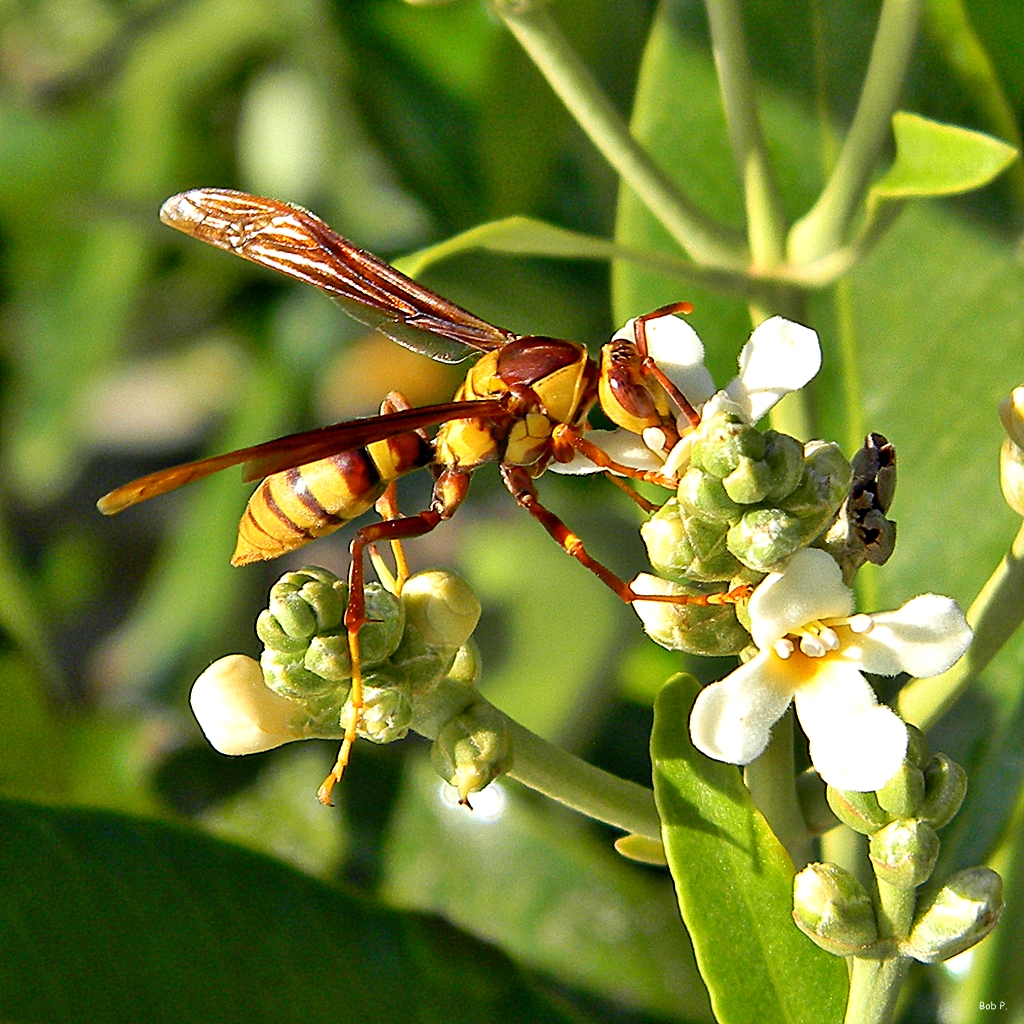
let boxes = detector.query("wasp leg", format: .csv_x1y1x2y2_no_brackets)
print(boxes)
634,302,701,430
371,392,422,592
500,464,752,608
317,504,454,806
602,471,662,514
550,424,679,489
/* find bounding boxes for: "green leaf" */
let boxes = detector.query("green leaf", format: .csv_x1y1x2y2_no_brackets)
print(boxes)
870,111,1018,201
381,754,713,1022
0,797,576,1024
394,214,705,286
651,676,848,1024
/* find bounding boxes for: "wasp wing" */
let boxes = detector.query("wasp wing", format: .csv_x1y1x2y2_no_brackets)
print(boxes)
160,190,515,364
97,399,509,515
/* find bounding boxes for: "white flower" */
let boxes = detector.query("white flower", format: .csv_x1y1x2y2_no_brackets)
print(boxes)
191,654,306,755
690,549,972,791
551,314,821,476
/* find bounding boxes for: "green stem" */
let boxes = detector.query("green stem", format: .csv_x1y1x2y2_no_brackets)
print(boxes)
492,0,747,270
743,710,815,867
504,717,662,840
844,956,910,1024
704,0,787,270
412,684,661,840
843,879,914,1024
897,518,1024,731
789,0,924,264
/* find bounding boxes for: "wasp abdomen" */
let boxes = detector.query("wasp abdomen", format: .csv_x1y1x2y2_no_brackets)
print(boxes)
232,432,432,565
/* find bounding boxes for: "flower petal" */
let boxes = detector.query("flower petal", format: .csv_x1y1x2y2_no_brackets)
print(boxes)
190,654,302,755
849,594,972,678
793,659,908,791
690,651,795,765
614,314,716,409
547,428,666,475
724,317,821,424
749,548,854,650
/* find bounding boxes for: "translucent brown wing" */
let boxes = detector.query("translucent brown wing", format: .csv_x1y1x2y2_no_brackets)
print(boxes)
97,399,509,515
160,190,516,363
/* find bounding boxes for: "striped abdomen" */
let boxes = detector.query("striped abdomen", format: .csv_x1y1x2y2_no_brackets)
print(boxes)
231,431,432,565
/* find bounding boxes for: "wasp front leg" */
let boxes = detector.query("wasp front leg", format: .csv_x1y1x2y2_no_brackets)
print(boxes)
631,302,702,431
499,464,752,609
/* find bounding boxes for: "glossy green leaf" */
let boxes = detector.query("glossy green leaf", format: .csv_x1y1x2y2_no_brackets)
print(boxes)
381,754,713,1022
0,797,576,1024
395,214,706,286
870,112,1018,201
651,676,847,1024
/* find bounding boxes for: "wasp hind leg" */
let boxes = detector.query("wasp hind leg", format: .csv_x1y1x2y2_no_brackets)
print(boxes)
317,508,446,806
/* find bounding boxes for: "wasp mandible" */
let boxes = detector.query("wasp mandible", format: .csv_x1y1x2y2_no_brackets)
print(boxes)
98,190,750,802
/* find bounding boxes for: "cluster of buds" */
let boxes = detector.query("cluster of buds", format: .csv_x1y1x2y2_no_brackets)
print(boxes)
191,566,511,800
647,414,851,580
793,727,1002,962
635,413,852,656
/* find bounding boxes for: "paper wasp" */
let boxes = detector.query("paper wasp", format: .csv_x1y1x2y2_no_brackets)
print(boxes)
98,189,750,802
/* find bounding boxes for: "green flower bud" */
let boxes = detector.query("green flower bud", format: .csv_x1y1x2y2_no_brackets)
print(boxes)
676,468,744,523
905,724,930,769
726,507,804,572
695,411,766,478
630,573,751,657
869,819,940,889
303,633,352,683
797,769,839,836
256,609,310,656
999,386,1024,449
779,441,853,533
792,863,883,957
266,567,347,640
641,499,742,582
876,761,926,818
431,701,512,803
261,647,346,701
722,456,773,505
827,787,893,835
358,669,413,744
446,639,482,688
389,631,457,693
918,754,967,829
401,569,481,649
1000,436,1024,516
356,583,406,665
762,431,805,501
903,867,1004,963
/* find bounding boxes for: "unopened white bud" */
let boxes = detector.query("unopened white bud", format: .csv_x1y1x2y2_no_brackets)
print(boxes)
191,654,305,755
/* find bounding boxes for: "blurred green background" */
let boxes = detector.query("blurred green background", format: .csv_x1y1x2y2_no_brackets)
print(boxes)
1,0,1023,1021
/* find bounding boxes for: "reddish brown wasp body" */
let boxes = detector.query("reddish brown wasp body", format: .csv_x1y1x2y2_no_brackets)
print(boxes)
98,189,749,802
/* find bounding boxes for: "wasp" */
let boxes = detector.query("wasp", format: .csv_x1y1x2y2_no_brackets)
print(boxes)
99,189,750,802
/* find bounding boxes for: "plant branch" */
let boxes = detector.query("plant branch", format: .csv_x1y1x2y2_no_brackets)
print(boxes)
492,0,748,270
412,685,661,840
704,0,787,269
789,0,924,264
